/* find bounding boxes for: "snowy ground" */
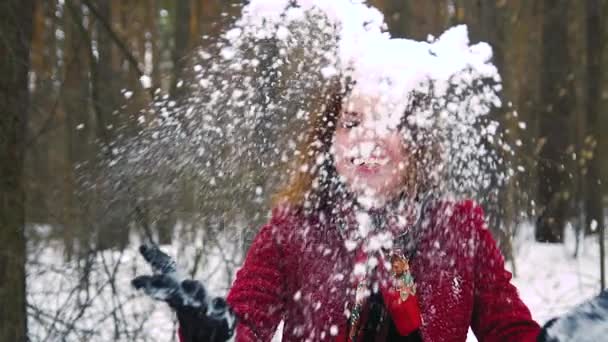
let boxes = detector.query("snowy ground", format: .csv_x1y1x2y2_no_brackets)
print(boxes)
26,222,242,341
465,222,606,342
511,222,606,324
27,221,606,341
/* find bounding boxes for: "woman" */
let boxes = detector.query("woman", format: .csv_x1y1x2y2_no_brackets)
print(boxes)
223,84,541,341
134,83,543,341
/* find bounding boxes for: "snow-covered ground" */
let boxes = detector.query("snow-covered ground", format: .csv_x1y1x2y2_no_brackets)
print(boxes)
511,222,606,325
27,221,606,341
26,222,242,341
465,222,606,342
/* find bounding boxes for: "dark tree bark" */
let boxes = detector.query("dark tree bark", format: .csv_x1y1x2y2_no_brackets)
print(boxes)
586,0,605,289
536,0,574,243
62,0,91,257
0,0,35,340
171,0,192,98
27,0,56,223
373,0,449,40
146,0,161,86
94,0,118,141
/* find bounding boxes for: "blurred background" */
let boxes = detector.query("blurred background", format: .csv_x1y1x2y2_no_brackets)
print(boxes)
2,1,608,341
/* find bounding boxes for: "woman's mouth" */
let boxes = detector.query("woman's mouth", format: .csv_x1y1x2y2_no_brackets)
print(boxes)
343,142,391,173
350,156,389,167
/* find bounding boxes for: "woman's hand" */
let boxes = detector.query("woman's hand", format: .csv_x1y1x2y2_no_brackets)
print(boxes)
131,243,235,342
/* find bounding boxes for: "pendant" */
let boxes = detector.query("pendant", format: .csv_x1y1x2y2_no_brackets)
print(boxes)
390,251,409,277
400,286,410,302
390,251,416,303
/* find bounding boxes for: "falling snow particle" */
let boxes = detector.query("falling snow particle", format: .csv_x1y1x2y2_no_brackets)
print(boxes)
139,75,152,89
220,47,237,60
330,325,338,336
276,26,290,40
123,90,133,99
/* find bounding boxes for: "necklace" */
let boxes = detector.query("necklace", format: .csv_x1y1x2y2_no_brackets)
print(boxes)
390,254,417,303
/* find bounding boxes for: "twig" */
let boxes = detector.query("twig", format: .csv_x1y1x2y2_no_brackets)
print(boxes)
81,0,156,98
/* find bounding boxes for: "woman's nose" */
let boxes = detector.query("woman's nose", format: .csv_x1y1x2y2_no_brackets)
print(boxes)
358,123,380,139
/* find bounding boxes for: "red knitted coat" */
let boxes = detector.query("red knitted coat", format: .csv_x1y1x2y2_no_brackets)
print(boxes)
225,200,541,341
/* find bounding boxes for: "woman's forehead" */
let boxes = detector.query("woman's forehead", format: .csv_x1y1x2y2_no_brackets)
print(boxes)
342,94,380,111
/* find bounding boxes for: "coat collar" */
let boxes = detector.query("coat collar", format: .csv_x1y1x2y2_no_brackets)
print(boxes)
332,192,432,254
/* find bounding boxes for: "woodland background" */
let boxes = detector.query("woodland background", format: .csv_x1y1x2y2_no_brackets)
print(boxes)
2,1,608,340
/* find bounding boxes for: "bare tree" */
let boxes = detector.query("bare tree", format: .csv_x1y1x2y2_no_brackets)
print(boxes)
0,0,35,340
536,0,574,243
586,0,605,289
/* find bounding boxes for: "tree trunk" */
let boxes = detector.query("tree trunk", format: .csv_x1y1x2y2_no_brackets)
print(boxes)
62,0,91,257
27,0,56,223
171,0,192,98
146,0,160,87
586,0,605,289
536,0,573,243
372,0,448,40
94,0,117,140
503,0,542,268
565,1,586,254
0,0,35,340
89,0,130,249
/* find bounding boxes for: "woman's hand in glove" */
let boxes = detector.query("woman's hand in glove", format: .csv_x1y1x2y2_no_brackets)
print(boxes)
131,243,235,342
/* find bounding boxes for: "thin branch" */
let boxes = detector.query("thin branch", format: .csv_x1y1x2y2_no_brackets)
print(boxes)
80,0,156,98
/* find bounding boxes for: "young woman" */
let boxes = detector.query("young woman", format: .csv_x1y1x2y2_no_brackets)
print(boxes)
221,86,542,341
135,68,608,342
134,83,547,342
133,73,608,342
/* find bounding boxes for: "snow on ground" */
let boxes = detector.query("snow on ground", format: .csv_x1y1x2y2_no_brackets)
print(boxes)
27,221,606,341
26,222,243,341
464,222,606,342
511,222,606,324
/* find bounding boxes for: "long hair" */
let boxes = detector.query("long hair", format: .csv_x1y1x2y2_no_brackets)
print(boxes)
272,81,344,212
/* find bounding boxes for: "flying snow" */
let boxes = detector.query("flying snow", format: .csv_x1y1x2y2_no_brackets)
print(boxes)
89,0,507,244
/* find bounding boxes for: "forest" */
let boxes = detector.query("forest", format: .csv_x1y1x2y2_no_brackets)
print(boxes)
2,1,608,341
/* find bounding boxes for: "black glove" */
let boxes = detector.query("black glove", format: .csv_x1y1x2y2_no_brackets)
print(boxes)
132,243,235,342
537,289,608,342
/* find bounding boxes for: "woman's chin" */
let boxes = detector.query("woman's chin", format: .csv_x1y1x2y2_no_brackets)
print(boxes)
350,186,392,208
354,193,386,209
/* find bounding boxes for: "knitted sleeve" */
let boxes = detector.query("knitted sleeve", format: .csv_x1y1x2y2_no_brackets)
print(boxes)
467,202,541,341
226,215,290,341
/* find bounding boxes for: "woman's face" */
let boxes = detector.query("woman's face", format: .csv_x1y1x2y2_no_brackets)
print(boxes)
332,94,412,206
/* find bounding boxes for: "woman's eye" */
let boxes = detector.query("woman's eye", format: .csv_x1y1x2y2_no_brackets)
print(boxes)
342,120,359,129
